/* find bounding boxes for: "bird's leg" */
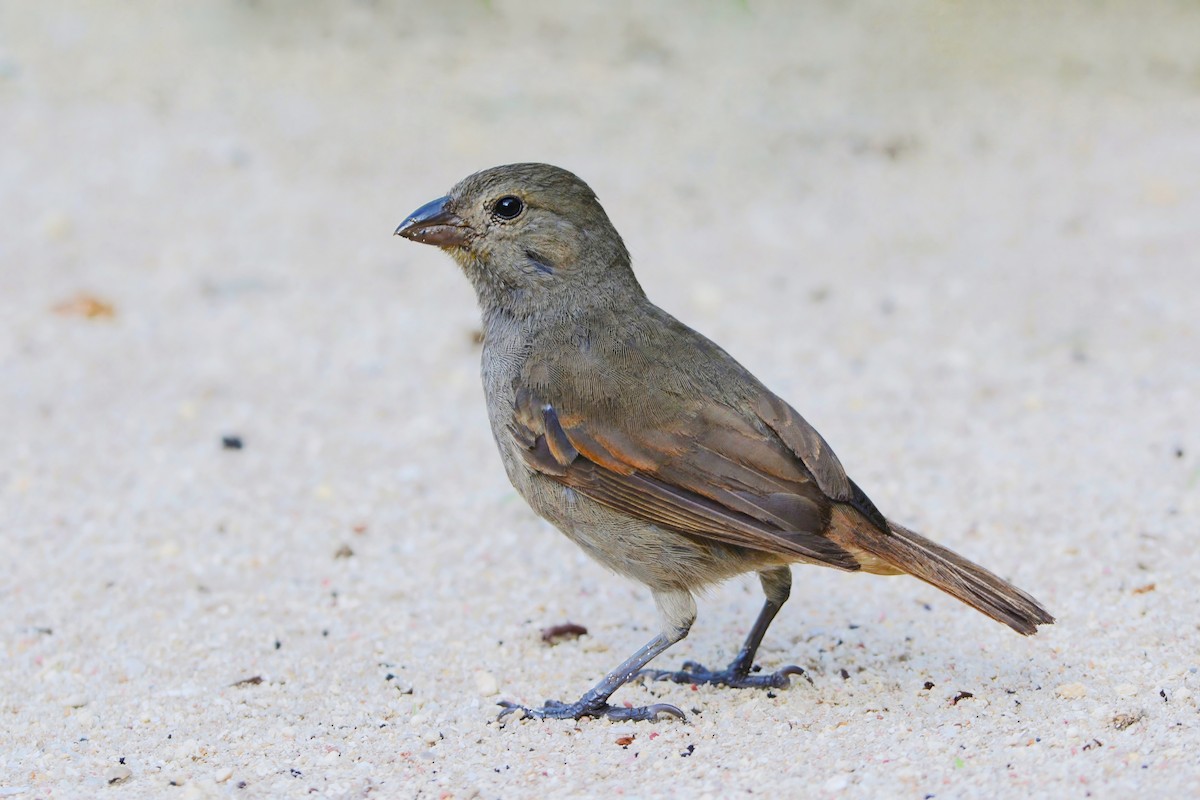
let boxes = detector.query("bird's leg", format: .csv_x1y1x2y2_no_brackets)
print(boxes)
639,567,806,689
498,589,696,723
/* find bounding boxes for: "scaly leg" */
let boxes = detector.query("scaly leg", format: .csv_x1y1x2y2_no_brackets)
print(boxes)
639,567,805,689
499,588,696,722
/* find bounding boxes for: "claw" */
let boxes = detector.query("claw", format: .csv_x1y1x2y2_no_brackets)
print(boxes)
605,702,686,722
648,703,687,720
496,700,527,721
777,664,813,686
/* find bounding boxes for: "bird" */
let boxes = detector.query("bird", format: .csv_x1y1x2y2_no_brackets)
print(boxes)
395,163,1053,722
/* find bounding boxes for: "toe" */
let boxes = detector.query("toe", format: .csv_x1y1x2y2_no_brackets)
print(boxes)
605,703,686,722
496,701,529,721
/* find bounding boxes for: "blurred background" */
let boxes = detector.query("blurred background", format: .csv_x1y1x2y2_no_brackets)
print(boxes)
2,1,1199,795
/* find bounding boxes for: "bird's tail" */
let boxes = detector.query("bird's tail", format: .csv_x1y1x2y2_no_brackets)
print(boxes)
830,506,1054,635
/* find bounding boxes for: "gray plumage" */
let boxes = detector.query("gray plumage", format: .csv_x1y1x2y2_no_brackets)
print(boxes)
396,163,1053,722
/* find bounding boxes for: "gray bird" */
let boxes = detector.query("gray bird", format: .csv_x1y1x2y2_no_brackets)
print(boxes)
395,163,1053,722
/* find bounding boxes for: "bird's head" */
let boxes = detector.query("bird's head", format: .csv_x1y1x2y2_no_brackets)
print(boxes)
396,163,640,317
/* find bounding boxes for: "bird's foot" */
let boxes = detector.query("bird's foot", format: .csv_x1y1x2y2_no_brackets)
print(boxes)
497,696,685,723
638,660,808,689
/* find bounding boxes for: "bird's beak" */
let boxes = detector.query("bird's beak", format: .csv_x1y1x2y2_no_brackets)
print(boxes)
394,195,472,247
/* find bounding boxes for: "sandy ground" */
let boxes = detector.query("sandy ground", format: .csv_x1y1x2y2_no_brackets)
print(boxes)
3,1,1200,797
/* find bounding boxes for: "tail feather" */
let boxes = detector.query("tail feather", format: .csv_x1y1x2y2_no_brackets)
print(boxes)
830,507,1054,635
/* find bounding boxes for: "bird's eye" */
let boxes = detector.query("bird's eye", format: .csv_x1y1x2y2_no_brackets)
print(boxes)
492,195,524,220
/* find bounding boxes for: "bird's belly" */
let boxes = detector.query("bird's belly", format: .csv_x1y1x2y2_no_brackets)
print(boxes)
517,471,782,591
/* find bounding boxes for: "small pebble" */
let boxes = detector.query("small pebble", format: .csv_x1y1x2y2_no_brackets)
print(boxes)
541,622,588,644
214,767,233,783
474,671,499,696
106,765,132,785
1112,712,1144,730
1056,682,1087,699
52,293,115,319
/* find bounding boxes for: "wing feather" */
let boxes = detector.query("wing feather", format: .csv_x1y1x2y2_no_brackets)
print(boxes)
510,390,860,571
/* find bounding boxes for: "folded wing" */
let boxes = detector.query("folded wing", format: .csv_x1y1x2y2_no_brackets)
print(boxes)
510,385,862,571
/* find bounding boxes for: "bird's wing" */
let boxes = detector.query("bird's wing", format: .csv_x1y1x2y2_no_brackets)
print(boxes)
509,385,862,571
750,391,890,533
